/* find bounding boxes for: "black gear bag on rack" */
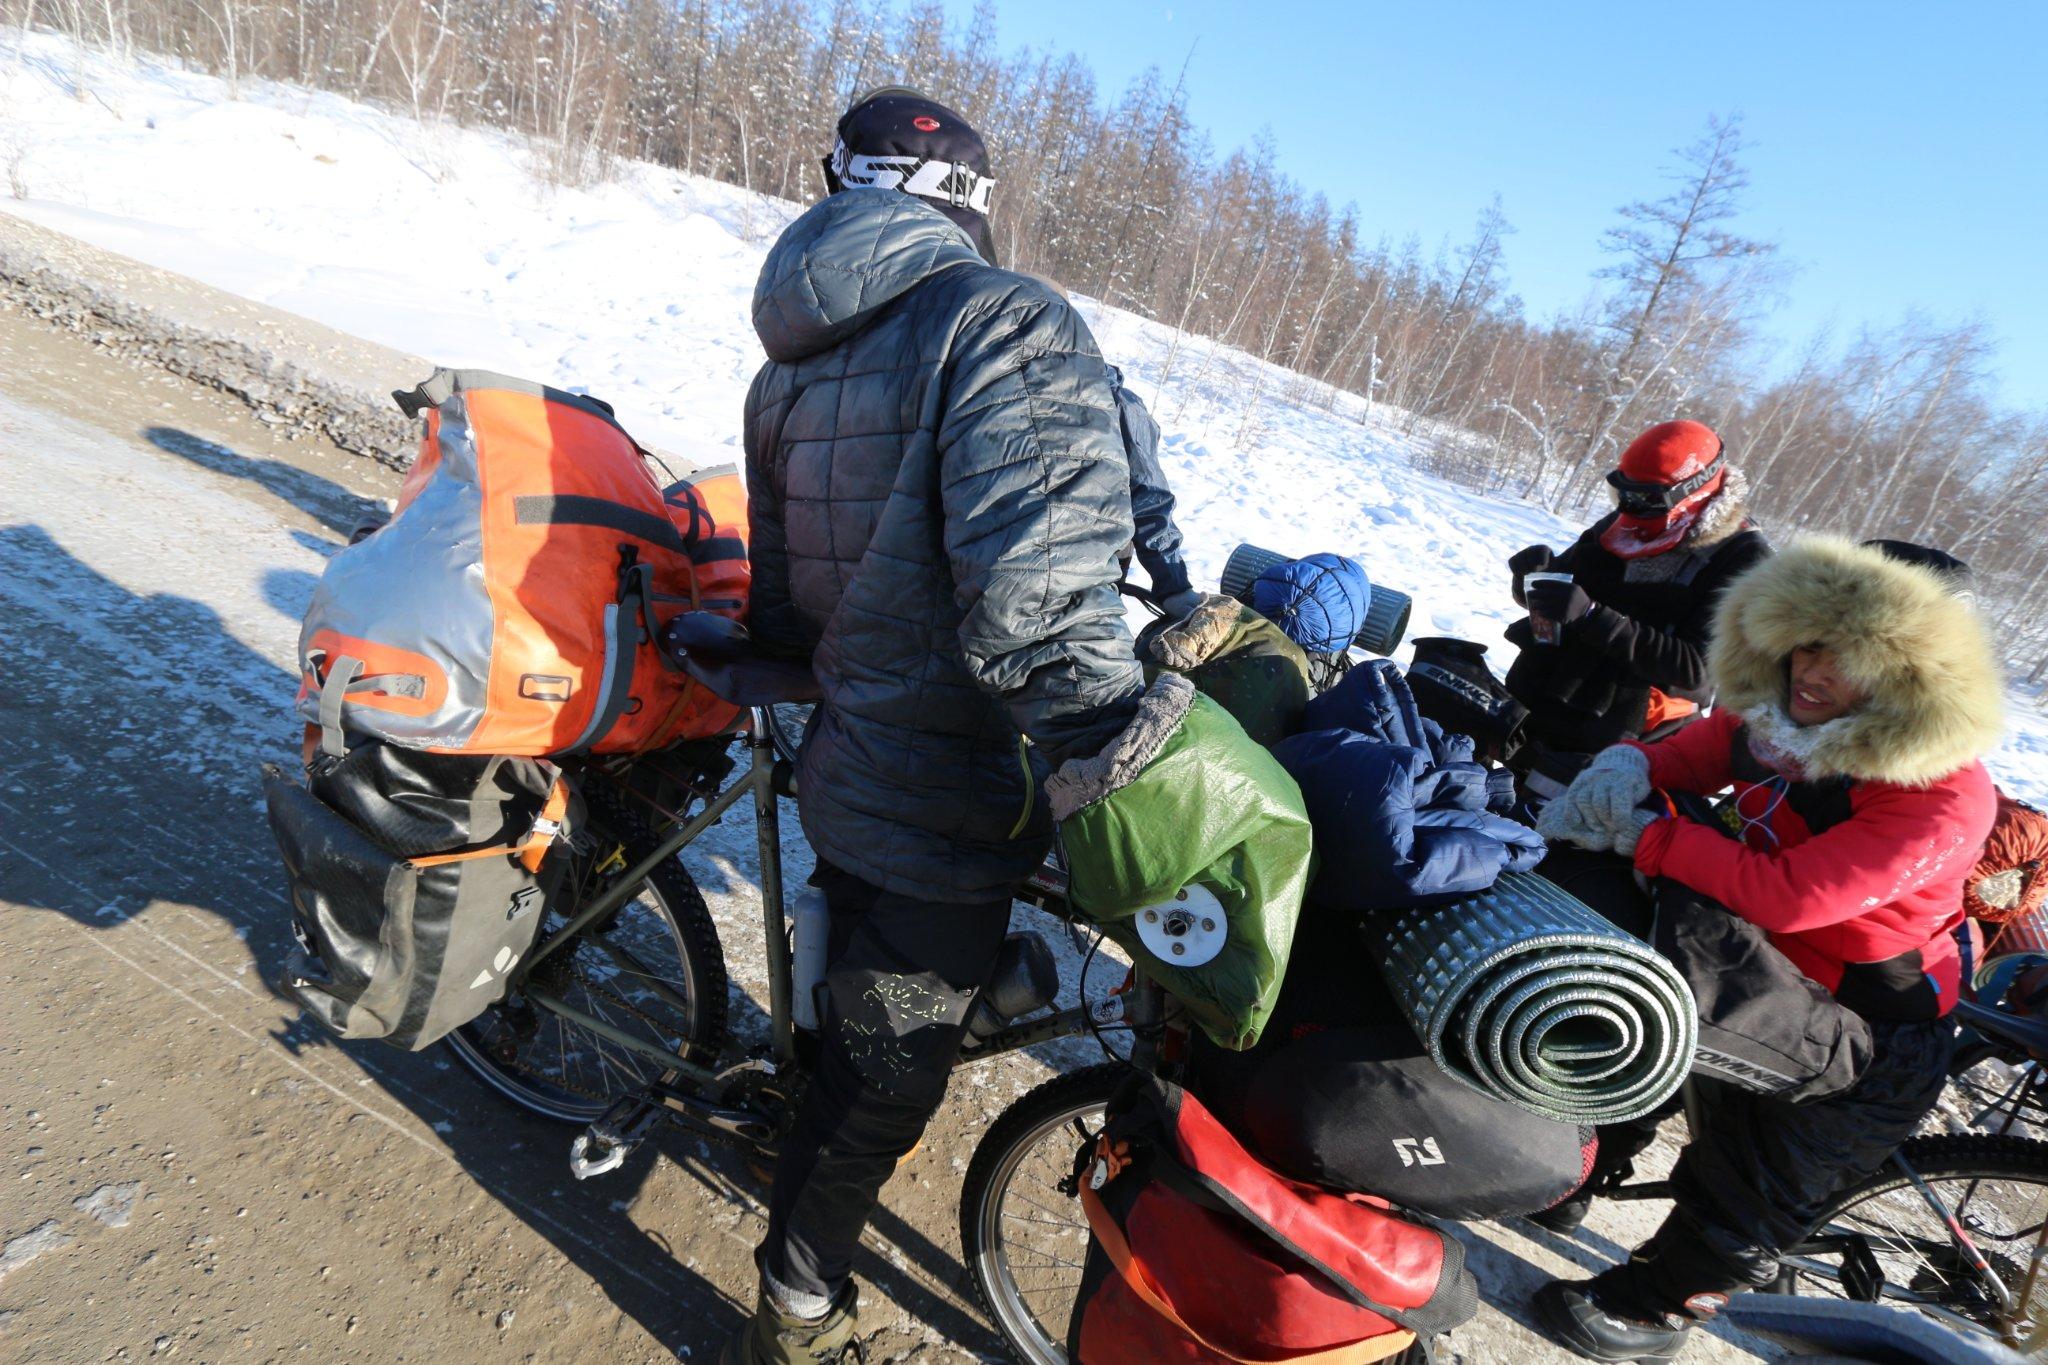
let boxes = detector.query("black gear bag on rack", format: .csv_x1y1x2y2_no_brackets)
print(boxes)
262,742,580,1051
1406,636,1527,763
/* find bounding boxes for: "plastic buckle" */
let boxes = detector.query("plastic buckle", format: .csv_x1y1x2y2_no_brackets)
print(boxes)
948,161,971,209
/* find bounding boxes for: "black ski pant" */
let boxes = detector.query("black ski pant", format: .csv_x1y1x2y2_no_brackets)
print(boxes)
757,860,1011,1304
1596,1014,1958,1316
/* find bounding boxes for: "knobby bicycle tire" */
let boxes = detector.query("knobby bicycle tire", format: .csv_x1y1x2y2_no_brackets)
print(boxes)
960,1064,1125,1365
1793,1131,2048,1337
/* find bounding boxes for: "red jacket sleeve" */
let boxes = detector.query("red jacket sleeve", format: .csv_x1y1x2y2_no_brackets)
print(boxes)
1625,707,1741,795
1634,781,1985,933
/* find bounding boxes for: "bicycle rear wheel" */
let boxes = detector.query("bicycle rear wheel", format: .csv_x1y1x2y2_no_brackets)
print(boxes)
444,812,729,1123
1783,1133,2048,1343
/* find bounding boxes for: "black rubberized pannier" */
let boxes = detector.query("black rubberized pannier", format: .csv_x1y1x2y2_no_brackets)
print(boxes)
262,742,579,1050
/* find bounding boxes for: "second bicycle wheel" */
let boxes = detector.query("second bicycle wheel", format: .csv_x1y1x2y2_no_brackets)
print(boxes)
960,1065,1123,1364
1783,1132,2048,1342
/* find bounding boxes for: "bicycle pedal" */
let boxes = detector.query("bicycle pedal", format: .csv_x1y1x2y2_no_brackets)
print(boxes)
1839,1234,1887,1302
568,1093,660,1180
569,1130,633,1180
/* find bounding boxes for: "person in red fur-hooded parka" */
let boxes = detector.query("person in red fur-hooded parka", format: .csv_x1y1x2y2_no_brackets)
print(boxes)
1532,535,2004,1362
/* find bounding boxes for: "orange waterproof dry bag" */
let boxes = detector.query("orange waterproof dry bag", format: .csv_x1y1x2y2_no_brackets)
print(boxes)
296,369,748,758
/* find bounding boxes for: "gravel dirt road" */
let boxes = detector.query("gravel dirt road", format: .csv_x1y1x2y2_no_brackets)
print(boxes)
0,300,1782,1363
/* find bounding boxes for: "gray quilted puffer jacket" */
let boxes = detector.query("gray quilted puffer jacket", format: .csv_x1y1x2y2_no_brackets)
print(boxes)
746,189,1145,902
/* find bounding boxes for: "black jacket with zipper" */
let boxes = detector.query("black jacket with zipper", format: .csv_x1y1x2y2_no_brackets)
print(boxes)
1505,479,1768,756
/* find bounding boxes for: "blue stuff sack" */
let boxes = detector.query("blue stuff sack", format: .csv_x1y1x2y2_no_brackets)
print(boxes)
1251,553,1371,654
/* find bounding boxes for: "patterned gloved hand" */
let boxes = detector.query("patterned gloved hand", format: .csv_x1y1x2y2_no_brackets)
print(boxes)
1508,544,1553,605
1157,588,1208,621
1536,745,1653,854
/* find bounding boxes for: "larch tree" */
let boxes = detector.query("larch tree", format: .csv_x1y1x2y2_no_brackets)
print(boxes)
1563,114,1775,506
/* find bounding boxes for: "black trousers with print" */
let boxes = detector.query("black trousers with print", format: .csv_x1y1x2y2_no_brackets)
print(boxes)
757,860,1011,1303
1598,1015,1958,1316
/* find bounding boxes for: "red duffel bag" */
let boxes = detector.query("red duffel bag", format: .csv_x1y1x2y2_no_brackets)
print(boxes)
1069,1077,1477,1363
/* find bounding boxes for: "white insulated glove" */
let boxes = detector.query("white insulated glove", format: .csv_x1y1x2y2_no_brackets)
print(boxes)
1536,746,1654,855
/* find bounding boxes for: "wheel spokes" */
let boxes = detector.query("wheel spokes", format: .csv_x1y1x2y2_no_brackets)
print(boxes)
1805,1170,2048,1339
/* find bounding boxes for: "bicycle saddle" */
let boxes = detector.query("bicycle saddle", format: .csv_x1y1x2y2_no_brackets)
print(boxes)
659,612,823,707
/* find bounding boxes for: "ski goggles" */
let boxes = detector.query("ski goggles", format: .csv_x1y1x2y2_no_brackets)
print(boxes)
1605,449,1725,517
822,139,995,214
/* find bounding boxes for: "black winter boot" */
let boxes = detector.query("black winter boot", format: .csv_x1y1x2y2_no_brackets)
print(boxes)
1527,1193,1591,1233
1533,1277,1723,1363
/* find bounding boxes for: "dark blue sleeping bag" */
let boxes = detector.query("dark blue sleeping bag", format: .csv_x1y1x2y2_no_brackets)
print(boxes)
1305,658,1515,811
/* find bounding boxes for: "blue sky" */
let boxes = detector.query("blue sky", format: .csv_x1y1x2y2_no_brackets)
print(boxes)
940,1,2048,407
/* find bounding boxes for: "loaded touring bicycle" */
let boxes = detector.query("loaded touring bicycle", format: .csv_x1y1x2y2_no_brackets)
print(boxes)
270,371,2048,1363
426,608,2048,1362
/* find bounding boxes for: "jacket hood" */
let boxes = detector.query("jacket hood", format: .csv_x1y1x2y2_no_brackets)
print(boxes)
752,188,985,363
1685,466,1751,550
1713,534,2004,786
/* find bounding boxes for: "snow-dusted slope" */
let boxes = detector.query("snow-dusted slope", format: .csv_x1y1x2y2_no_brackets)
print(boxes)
4,30,2044,801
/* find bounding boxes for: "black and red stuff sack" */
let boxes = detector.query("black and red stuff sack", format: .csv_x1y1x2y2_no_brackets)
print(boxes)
1069,1077,1477,1364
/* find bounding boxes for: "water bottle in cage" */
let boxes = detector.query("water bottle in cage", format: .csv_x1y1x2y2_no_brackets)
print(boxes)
789,888,830,1031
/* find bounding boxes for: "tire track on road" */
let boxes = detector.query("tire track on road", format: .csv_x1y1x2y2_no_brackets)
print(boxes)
0,817,707,1310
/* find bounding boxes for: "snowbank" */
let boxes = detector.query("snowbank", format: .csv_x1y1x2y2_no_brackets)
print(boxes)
4,29,2044,801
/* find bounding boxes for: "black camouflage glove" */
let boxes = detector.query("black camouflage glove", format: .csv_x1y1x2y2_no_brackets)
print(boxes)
1508,544,1553,606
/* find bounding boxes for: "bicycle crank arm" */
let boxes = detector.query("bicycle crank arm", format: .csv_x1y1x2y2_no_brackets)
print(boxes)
648,1070,782,1147
568,1076,782,1179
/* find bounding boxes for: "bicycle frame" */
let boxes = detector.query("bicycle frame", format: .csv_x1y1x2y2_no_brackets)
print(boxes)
513,708,791,1090
506,707,1110,1103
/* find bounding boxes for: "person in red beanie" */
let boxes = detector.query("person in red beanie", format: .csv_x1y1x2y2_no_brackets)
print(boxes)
1505,421,1770,797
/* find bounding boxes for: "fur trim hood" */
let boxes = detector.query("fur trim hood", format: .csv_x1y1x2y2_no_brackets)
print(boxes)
1712,535,2004,786
1686,466,1751,550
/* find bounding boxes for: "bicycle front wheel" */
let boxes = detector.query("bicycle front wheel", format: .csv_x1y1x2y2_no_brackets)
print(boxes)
1785,1133,2048,1343
960,1065,1123,1365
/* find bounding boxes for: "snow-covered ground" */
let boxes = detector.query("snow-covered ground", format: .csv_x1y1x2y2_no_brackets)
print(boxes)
2,24,2043,804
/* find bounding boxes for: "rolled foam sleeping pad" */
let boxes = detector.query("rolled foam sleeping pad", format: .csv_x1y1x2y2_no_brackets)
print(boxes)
1218,542,1412,656
1362,871,1697,1125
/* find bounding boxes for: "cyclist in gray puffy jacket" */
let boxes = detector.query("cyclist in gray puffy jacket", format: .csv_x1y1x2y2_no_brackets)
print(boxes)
725,87,1164,1363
